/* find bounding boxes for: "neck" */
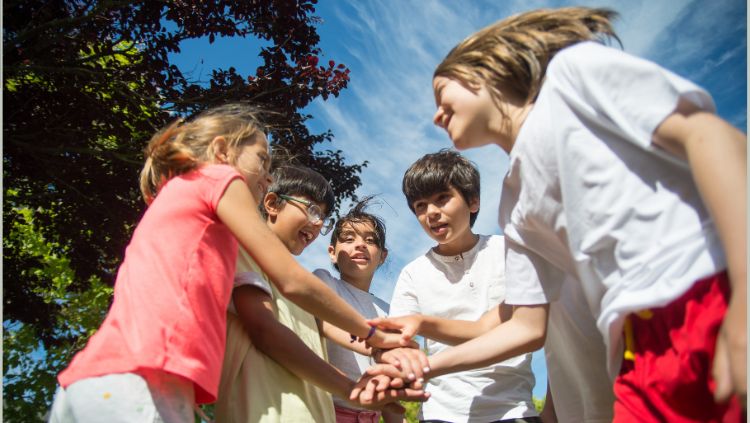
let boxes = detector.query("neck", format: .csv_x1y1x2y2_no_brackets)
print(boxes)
340,272,372,292
493,102,533,154
434,231,479,257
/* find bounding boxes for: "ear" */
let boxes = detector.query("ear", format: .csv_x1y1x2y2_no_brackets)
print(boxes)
263,192,282,218
211,136,229,163
327,244,337,264
468,196,480,213
379,248,389,265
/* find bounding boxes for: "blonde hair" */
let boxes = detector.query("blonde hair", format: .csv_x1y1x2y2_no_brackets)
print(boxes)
435,7,619,119
139,103,268,204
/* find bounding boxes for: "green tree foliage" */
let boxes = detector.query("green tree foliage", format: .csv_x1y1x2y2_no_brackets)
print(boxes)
4,192,114,421
4,1,361,419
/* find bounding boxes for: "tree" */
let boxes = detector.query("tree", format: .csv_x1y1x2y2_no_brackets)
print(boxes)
4,1,361,419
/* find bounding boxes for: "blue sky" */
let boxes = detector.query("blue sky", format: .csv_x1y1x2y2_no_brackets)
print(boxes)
170,0,747,398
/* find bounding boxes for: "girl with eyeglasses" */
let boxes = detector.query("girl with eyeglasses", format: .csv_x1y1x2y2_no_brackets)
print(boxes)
216,167,427,423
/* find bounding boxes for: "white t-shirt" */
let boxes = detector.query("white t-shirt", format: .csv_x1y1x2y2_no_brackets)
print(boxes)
500,41,723,377
390,235,537,422
314,268,390,410
545,275,614,423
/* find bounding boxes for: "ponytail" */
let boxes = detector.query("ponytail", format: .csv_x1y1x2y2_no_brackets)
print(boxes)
138,103,268,204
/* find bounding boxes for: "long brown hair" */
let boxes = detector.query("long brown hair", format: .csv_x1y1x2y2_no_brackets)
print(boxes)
139,103,268,204
435,7,619,123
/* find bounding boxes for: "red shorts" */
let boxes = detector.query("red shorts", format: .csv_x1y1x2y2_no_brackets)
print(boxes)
334,404,381,423
613,271,744,422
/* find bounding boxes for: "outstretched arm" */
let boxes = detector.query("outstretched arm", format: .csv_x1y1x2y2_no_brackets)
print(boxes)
370,303,511,346
416,304,547,378
217,181,403,349
654,100,746,404
233,285,426,411
319,319,428,384
233,285,355,398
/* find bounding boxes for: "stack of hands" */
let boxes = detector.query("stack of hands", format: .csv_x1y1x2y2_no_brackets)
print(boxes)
347,316,430,414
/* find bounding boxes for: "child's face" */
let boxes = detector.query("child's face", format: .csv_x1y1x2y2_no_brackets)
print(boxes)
432,76,500,150
328,221,385,282
412,186,479,246
233,133,273,203
266,193,325,256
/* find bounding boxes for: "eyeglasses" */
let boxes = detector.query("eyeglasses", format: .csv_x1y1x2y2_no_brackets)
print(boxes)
277,194,335,235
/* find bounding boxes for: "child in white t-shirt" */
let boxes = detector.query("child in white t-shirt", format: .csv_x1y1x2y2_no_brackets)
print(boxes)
375,7,745,422
382,150,539,423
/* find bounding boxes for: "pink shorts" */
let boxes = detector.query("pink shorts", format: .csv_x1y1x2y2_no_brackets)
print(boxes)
613,271,744,422
334,404,381,423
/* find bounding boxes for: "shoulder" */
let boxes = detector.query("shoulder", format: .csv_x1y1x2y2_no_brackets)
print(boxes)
482,234,506,250
199,163,242,178
548,41,658,84
313,268,338,288
399,251,436,276
370,295,390,316
550,41,619,69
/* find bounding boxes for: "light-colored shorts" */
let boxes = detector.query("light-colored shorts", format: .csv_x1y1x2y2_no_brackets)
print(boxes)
48,370,195,423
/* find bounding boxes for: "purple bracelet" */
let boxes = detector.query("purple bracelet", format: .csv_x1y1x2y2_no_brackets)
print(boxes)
350,326,377,343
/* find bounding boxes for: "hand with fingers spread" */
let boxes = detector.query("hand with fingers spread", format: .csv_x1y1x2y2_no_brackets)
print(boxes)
366,326,419,350
373,346,430,387
368,315,423,346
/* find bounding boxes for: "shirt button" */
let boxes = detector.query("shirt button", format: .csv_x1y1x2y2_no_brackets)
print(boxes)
469,282,474,287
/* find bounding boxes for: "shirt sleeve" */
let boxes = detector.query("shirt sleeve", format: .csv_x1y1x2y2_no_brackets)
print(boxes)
388,267,420,317
204,164,245,212
548,42,715,150
504,238,561,305
234,248,271,295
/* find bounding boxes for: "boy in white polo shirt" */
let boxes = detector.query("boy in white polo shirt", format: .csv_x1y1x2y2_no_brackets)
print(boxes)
388,150,539,423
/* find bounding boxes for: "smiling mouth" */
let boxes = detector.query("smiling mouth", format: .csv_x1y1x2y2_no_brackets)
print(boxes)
430,223,449,234
299,230,314,245
349,252,369,262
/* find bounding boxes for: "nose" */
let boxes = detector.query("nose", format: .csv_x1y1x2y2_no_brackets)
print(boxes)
433,107,444,128
426,202,441,217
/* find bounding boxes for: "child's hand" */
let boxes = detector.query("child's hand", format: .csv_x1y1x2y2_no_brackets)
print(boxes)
368,314,423,346
349,371,429,410
368,327,419,350
374,347,430,387
712,296,747,406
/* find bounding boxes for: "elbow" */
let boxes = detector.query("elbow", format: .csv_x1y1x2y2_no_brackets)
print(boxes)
527,322,547,352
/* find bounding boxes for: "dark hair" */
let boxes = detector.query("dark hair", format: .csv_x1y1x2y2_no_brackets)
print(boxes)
402,149,480,227
262,166,335,217
329,196,387,272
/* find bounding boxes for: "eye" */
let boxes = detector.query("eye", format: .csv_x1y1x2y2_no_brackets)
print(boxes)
413,202,426,212
437,193,451,204
365,237,377,244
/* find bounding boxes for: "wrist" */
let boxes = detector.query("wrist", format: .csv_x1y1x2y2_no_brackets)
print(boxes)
351,325,377,343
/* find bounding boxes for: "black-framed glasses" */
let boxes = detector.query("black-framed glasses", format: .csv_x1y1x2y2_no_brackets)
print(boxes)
277,194,335,235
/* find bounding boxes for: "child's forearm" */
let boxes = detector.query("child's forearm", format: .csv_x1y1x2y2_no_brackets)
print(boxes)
427,304,548,378
653,105,747,292
321,320,372,355
420,305,503,345
217,181,373,339
235,288,354,399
